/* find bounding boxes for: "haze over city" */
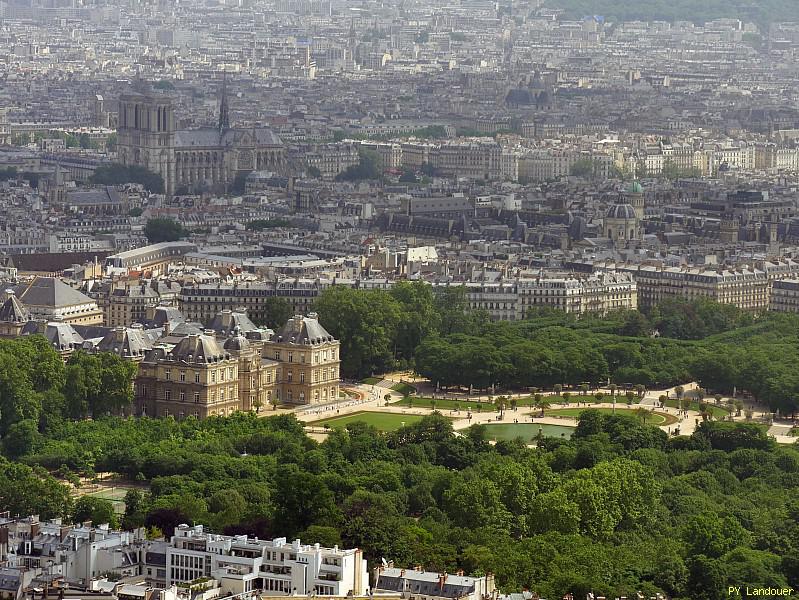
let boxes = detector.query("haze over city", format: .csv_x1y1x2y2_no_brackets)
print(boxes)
0,2,797,600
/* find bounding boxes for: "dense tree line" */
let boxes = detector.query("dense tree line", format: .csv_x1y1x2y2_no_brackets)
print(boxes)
0,339,137,456
334,149,382,181
0,318,796,598
315,286,799,416
90,163,165,194
257,297,294,331
245,218,291,231
314,283,486,378
5,410,797,600
144,217,188,243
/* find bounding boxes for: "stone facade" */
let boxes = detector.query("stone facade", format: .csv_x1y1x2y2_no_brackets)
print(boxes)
135,329,279,419
268,313,341,405
134,312,340,418
117,90,285,196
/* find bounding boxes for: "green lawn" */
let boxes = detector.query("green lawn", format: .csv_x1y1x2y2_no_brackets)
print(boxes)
391,382,417,396
309,411,427,431
361,377,381,385
543,407,676,426
664,398,730,419
481,423,575,442
392,397,499,412
390,395,605,412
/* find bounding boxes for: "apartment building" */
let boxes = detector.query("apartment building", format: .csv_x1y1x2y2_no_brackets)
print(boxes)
178,280,323,325
0,516,144,588
769,278,799,313
0,517,368,599
519,150,555,182
359,141,403,170
579,259,799,312
446,271,637,321
400,141,433,169
94,280,181,327
430,140,501,180
461,281,519,321
516,272,637,317
518,149,613,182
165,525,367,597
627,265,767,311
102,283,160,327
305,142,360,178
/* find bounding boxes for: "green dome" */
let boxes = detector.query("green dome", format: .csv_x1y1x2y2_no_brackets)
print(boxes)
627,181,643,194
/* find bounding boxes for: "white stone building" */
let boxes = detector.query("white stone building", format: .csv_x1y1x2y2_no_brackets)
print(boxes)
166,525,367,597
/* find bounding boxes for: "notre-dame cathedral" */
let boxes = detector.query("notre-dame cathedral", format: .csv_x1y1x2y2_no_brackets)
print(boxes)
116,83,286,196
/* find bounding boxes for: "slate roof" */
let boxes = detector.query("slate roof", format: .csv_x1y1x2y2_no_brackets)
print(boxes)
174,127,283,148
72,324,112,340
375,568,481,598
207,309,259,336
275,312,335,346
21,321,84,350
606,203,637,220
223,328,250,352
169,334,229,363
97,326,154,358
13,277,95,308
0,568,22,593
66,187,123,205
0,293,29,323
175,128,225,147
167,321,204,337
144,305,185,329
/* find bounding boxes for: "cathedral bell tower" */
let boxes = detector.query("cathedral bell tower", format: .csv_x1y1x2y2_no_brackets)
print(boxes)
116,89,176,194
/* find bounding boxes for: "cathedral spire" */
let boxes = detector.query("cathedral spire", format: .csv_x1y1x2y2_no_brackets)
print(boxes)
218,73,230,133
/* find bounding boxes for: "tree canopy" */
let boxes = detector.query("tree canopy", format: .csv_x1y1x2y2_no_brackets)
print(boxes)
334,149,382,182
89,163,165,193
314,287,799,416
0,310,794,598
246,218,291,231
144,217,187,243
3,408,796,598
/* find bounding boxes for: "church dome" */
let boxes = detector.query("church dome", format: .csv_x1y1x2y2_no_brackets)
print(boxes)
627,181,643,194
224,326,250,352
606,203,637,220
224,334,250,352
